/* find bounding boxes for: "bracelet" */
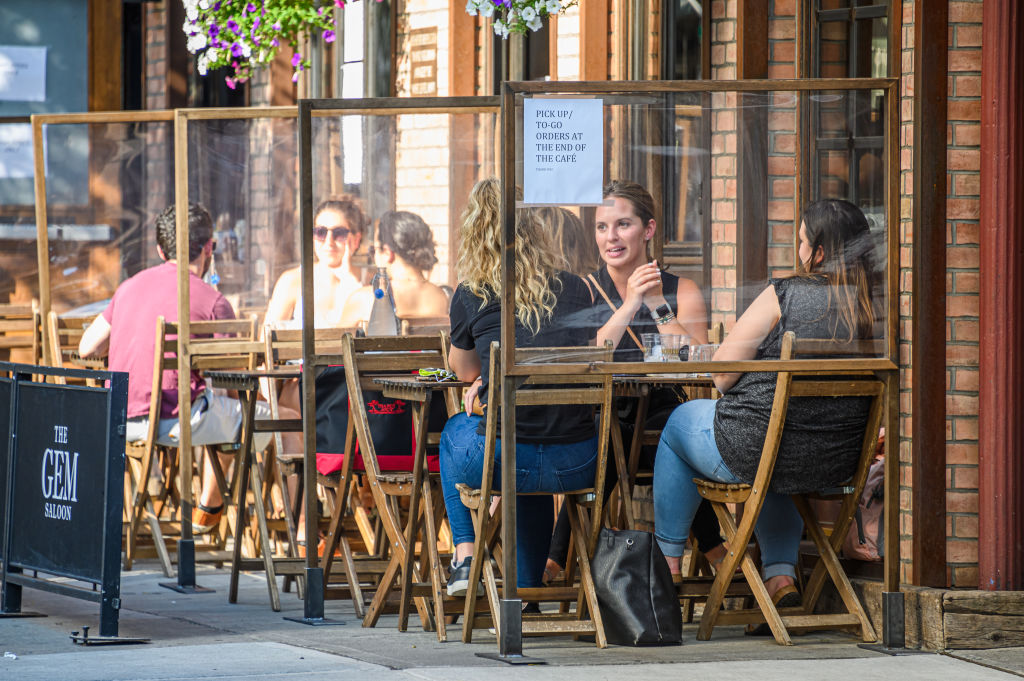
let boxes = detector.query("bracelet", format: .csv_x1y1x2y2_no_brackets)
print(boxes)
654,312,676,326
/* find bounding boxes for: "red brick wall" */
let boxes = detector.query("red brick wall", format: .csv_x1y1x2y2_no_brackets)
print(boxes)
709,0,738,328
897,0,915,584
943,0,982,587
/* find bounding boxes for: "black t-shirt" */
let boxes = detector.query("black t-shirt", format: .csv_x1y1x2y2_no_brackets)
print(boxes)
586,265,681,362
448,272,597,443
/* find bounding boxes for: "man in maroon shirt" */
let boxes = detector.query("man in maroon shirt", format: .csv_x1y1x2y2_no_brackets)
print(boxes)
79,203,284,534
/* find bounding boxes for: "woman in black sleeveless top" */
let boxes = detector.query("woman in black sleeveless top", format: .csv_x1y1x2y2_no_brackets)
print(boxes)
545,180,725,581
653,199,876,609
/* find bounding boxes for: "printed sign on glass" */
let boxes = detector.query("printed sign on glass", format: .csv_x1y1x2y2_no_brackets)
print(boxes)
523,98,603,206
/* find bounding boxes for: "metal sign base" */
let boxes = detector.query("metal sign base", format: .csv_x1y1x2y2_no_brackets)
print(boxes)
158,582,215,594
70,626,150,646
283,567,345,626
858,591,928,655
476,599,545,665
858,643,931,656
476,652,546,665
282,615,346,626
159,540,214,594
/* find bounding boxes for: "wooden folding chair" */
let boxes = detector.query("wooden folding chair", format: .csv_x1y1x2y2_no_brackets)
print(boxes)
693,331,886,645
260,325,365,609
123,315,177,576
611,321,726,531
457,341,615,646
399,316,450,336
0,300,41,364
340,332,459,640
122,316,259,574
45,311,106,386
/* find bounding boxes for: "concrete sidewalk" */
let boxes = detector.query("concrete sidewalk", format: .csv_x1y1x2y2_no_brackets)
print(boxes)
2,564,1023,680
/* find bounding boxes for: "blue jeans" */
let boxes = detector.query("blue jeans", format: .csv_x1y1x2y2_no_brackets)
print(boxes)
653,399,802,580
439,413,598,588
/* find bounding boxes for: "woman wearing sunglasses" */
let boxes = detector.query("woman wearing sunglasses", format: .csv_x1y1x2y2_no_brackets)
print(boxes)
265,194,367,327
339,210,450,327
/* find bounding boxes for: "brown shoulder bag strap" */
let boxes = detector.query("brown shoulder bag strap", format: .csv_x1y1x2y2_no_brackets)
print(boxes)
587,273,642,349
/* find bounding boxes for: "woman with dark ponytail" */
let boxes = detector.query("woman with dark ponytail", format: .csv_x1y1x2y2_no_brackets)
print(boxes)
653,199,877,613
340,210,450,325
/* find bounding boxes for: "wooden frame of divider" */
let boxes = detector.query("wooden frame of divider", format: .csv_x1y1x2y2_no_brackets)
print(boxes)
172,106,297,585
494,79,900,656
30,110,176,366
295,96,500,621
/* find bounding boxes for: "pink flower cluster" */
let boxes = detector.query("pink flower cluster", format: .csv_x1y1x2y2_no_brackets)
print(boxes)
183,0,379,87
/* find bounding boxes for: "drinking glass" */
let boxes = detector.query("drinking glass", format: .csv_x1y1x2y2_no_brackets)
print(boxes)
689,343,721,376
642,333,663,362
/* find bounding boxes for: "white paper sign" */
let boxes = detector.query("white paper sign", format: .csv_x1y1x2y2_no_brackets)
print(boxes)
523,98,603,205
0,46,47,102
0,123,33,179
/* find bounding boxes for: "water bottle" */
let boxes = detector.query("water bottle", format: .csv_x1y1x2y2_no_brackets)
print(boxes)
366,267,399,336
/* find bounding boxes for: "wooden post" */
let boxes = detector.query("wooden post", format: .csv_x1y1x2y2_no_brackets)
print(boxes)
579,0,609,81
979,0,1024,591
31,118,52,364
173,110,197,583
909,0,949,588
736,0,769,313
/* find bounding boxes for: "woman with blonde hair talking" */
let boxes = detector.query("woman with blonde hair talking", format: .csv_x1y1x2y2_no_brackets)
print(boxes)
440,178,598,597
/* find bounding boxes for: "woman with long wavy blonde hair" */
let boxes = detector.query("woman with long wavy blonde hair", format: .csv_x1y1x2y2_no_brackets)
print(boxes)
440,177,599,598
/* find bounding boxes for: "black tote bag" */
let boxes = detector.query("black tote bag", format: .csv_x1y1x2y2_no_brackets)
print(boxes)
591,527,683,646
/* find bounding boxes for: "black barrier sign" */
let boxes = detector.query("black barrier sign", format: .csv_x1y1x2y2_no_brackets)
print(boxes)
0,378,11,554
8,382,111,582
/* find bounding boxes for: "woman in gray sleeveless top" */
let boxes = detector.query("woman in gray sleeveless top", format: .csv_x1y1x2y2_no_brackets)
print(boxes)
653,199,876,609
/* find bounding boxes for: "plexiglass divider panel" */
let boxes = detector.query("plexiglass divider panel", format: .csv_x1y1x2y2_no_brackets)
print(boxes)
30,112,176,363
184,112,299,321
300,99,501,336
503,80,898,373
0,117,39,334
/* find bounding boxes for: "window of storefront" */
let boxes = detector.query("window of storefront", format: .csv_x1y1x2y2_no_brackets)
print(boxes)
810,0,890,211
659,1,709,283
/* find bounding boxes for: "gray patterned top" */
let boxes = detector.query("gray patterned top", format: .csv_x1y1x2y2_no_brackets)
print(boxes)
713,276,871,494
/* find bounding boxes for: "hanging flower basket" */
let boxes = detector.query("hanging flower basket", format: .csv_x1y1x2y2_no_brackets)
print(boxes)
182,0,370,88
465,0,579,38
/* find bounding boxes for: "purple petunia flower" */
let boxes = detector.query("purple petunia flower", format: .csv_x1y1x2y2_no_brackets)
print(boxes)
323,29,336,42
291,52,302,67
231,42,244,57
213,1,221,9
226,19,240,33
208,23,220,38
272,21,282,30
245,2,256,12
271,37,280,47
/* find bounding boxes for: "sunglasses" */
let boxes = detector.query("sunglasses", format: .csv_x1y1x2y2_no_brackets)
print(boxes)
313,226,351,242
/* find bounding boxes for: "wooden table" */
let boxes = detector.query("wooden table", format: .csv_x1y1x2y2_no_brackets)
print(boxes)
206,368,302,612
610,370,714,529
373,375,470,641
